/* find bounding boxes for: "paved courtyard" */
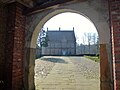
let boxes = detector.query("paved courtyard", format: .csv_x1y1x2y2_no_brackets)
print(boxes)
35,56,100,90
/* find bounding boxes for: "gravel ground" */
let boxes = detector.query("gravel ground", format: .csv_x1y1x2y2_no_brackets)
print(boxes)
35,56,100,90
70,57,100,79
35,56,100,80
35,56,67,79
35,56,56,79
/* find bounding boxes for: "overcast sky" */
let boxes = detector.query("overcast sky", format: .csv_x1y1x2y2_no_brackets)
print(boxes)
43,12,98,44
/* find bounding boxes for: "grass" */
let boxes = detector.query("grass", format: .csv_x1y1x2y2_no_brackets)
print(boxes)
84,55,100,62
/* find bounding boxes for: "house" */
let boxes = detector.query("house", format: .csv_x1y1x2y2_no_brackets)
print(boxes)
43,28,76,55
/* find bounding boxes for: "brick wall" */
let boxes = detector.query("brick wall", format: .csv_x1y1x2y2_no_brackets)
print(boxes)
0,3,6,90
5,2,26,90
109,0,120,90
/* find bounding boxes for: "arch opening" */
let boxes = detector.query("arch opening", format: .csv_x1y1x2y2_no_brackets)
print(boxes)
25,8,112,90
34,11,100,90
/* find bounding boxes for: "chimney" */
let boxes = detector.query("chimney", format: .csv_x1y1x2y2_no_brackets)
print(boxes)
59,27,61,31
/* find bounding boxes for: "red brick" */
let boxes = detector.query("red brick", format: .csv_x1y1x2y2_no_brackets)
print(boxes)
3,2,26,90
115,64,120,71
116,80,120,89
110,0,120,89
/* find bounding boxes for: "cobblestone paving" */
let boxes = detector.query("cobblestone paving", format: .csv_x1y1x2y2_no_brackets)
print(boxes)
35,56,100,90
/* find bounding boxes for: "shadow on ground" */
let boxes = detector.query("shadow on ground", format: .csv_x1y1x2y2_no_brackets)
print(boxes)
40,57,68,64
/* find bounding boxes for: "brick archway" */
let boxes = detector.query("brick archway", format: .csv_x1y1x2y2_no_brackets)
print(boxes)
1,0,120,90
25,8,112,90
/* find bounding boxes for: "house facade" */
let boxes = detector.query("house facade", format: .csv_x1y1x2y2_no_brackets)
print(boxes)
43,29,76,55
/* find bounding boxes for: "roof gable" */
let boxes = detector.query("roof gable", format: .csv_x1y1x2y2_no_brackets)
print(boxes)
47,30,76,42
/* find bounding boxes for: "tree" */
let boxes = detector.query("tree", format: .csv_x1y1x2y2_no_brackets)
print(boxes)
83,32,99,54
37,29,49,47
37,29,49,55
82,35,86,54
92,33,97,54
96,36,99,54
85,33,92,54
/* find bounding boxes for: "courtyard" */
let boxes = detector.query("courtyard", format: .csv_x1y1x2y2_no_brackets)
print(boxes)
35,56,100,90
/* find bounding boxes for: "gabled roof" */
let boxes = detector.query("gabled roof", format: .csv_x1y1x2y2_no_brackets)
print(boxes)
47,30,76,42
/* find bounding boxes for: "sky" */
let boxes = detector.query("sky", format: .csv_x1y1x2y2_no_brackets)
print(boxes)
43,12,98,44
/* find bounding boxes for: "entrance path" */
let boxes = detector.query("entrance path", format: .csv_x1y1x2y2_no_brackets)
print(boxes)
35,56,100,90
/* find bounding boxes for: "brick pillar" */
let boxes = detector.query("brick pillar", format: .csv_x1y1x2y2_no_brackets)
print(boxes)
5,2,26,90
100,44,113,90
109,0,120,90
